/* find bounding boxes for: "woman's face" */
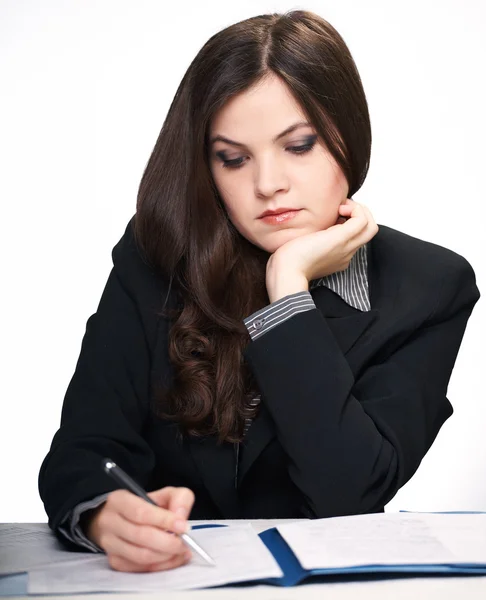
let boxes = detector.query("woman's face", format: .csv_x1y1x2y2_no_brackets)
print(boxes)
208,74,349,254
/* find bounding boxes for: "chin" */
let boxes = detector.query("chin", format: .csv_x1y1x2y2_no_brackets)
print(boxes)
256,229,307,254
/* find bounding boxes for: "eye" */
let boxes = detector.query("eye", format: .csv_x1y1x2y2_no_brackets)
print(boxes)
216,135,318,170
288,134,318,156
288,141,315,155
221,156,246,169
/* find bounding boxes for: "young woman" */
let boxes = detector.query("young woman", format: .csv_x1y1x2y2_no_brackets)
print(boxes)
39,9,480,573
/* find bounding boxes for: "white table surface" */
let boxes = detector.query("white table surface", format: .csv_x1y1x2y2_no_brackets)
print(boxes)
2,520,486,599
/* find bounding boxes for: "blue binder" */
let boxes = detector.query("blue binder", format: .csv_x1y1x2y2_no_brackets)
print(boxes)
194,512,486,587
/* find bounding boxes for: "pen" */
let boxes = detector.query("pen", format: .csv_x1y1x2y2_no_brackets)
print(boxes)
101,457,216,567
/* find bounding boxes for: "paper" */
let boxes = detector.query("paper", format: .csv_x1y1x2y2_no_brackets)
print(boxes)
277,512,486,571
27,524,283,594
0,524,101,575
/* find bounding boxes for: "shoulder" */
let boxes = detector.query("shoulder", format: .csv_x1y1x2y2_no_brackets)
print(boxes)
373,225,474,274
372,225,480,314
110,215,175,313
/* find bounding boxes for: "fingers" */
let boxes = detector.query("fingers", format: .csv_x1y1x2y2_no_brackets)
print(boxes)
101,522,186,566
338,199,378,246
108,490,189,534
148,486,195,526
149,486,195,515
109,512,187,556
165,487,196,520
338,202,367,238
358,202,379,241
108,549,192,573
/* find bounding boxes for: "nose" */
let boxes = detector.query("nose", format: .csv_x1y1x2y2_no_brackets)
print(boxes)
254,154,290,198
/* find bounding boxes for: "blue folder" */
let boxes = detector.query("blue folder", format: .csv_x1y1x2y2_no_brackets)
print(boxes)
195,511,486,587
257,525,486,586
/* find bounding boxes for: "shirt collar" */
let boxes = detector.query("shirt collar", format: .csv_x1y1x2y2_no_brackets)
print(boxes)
309,244,370,312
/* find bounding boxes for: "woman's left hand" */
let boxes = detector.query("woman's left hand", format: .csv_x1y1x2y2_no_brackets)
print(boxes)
265,199,378,303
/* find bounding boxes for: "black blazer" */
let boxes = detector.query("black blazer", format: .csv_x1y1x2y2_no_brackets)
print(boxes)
39,218,480,534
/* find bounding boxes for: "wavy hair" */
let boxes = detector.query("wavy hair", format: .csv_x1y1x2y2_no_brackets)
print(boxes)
133,9,372,443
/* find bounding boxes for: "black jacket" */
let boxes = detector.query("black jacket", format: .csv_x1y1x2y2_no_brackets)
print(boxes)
38,218,480,533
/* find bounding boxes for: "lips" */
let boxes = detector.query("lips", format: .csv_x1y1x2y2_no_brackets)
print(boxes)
259,208,300,219
259,209,301,225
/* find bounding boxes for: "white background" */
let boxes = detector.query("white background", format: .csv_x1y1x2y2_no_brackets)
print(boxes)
1,0,484,522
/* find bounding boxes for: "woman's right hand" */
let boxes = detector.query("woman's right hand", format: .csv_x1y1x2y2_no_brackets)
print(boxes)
84,486,196,572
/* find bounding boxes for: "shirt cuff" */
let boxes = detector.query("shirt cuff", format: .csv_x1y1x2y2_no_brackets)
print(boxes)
244,291,316,341
58,492,111,553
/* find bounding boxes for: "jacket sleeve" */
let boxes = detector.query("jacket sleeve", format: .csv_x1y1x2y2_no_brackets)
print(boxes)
57,493,110,552
38,220,160,533
243,257,480,518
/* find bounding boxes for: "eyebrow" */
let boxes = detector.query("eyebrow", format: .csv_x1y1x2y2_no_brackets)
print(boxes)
209,121,313,148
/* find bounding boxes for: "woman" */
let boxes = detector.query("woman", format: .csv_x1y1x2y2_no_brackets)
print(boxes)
38,9,480,573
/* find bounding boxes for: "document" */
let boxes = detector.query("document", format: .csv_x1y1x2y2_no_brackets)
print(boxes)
27,524,283,594
277,512,486,570
0,524,101,575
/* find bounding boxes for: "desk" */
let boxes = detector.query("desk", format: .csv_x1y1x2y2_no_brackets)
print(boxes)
2,520,486,599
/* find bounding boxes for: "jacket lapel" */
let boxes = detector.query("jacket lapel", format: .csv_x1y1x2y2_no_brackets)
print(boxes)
237,401,276,487
311,284,379,355
187,434,240,517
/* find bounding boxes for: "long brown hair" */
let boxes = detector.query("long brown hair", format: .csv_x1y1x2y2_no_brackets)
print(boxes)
133,9,372,443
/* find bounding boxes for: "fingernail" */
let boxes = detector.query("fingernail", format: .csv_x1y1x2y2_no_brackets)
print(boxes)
174,520,189,534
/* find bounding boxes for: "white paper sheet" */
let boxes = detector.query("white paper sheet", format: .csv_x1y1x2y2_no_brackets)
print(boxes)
277,512,486,570
27,524,283,593
0,523,101,575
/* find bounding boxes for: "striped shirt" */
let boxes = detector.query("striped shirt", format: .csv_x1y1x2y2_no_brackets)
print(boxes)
58,244,370,552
